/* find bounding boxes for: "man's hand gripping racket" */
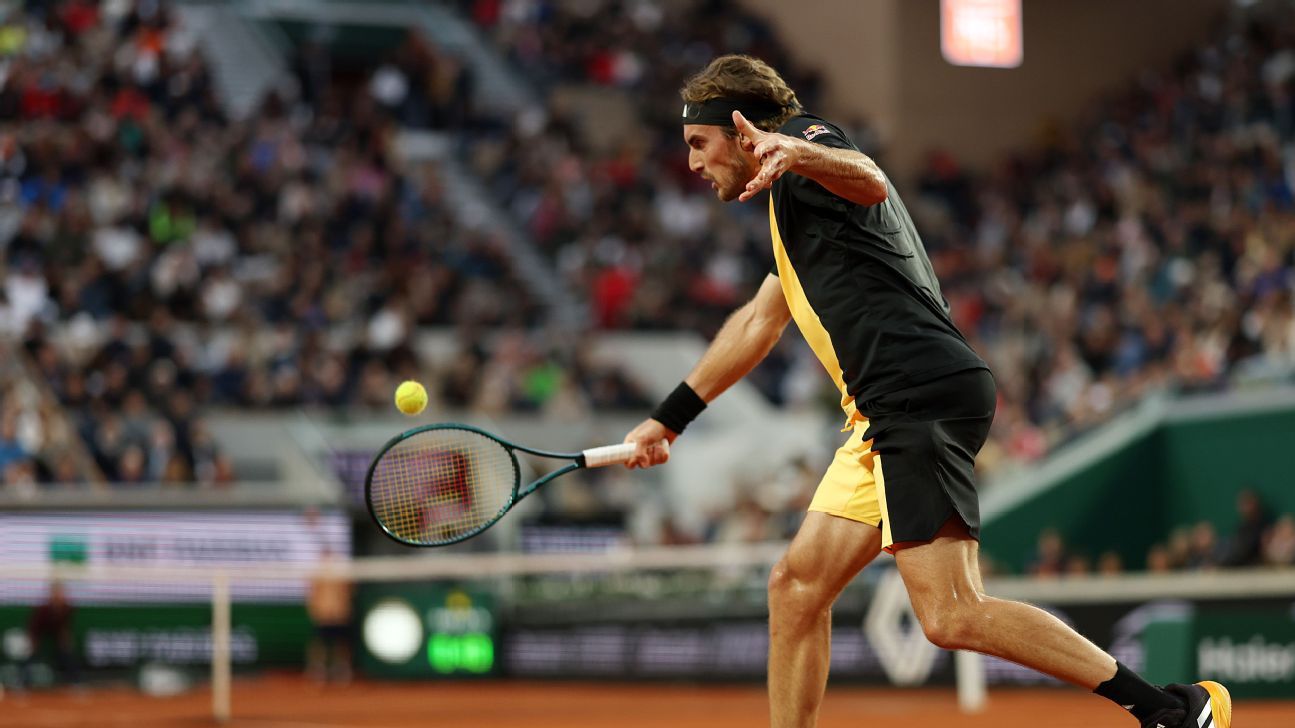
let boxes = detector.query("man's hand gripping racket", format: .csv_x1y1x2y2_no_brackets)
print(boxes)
622,417,675,469
365,423,667,546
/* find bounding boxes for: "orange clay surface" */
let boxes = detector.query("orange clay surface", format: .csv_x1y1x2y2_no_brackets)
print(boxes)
2,674,1292,727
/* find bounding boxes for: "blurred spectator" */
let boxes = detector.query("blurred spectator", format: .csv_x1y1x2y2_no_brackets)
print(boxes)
26,581,79,687
1146,544,1173,574
1222,489,1271,567
306,547,353,685
1034,501,1295,578
1166,527,1192,570
771,456,820,539
1186,521,1220,571
1064,553,1092,577
436,333,651,417
1263,514,1295,567
0,409,28,470
1097,550,1123,576
1028,528,1067,579
706,489,774,545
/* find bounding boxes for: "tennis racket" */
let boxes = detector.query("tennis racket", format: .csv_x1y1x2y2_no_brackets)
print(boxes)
364,423,641,547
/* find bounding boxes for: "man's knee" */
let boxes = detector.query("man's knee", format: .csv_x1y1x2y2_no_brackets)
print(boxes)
911,599,984,651
767,561,831,619
916,610,970,650
766,561,799,605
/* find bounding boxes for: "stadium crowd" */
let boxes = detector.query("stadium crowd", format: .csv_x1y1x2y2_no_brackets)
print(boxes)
924,17,1295,476
459,0,830,336
2,0,1293,499
423,1,1295,546
0,0,641,485
451,1,1295,481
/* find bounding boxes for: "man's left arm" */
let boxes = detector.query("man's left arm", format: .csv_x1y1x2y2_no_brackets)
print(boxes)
733,110,887,206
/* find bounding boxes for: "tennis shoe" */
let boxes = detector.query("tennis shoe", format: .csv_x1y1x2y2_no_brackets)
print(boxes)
1140,681,1232,728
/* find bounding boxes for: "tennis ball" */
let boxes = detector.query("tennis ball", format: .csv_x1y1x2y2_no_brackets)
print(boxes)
394,380,428,416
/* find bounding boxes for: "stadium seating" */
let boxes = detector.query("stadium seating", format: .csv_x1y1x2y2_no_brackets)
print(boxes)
0,0,1290,565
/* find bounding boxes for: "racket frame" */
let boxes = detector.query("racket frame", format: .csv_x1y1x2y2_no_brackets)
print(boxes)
364,423,612,547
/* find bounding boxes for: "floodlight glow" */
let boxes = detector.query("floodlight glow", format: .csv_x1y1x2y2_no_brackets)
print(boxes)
941,0,1023,68
362,599,423,664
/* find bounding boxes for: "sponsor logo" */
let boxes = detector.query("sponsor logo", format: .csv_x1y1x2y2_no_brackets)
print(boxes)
85,627,258,666
802,124,832,141
49,534,87,564
1198,635,1295,683
864,570,938,685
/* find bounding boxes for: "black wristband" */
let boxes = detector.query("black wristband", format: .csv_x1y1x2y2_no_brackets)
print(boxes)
651,382,707,435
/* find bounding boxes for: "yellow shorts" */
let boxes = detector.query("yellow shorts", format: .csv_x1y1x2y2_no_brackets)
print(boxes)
807,369,996,552
807,420,894,549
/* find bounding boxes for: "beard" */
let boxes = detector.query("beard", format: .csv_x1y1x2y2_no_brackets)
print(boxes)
705,141,758,202
714,167,755,202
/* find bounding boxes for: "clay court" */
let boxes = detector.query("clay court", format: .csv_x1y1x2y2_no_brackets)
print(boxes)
3,675,1291,727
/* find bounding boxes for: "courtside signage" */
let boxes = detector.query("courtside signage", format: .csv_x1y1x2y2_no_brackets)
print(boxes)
0,604,310,670
1195,609,1295,699
358,584,497,678
0,511,350,604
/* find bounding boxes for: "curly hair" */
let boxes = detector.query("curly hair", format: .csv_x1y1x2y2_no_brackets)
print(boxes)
680,54,802,133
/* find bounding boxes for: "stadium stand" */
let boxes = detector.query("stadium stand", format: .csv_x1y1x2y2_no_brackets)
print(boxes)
0,0,653,485
454,0,1295,480
0,0,1289,559
2,5,1295,726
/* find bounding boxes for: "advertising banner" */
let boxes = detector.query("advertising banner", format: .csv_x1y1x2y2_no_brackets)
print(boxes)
358,583,496,679
0,604,310,672
0,511,350,604
1195,606,1295,699
496,578,1295,699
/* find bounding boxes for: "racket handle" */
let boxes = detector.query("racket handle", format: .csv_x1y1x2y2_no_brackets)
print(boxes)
581,443,638,468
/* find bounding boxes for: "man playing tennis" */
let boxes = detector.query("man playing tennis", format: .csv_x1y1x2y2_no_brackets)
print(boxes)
622,55,1231,728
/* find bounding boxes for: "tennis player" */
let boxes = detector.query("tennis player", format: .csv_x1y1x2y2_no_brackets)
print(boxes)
622,55,1231,728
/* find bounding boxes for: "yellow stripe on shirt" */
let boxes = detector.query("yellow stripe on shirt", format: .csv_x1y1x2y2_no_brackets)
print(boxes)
768,197,864,429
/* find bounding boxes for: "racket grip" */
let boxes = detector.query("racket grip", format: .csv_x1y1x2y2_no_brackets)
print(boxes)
581,443,638,468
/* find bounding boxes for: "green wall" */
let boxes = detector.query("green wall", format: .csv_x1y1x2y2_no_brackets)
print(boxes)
1161,410,1295,535
982,429,1165,573
983,403,1295,573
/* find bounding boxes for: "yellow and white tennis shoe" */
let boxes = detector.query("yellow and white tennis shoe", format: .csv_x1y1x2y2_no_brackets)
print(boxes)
1161,681,1231,728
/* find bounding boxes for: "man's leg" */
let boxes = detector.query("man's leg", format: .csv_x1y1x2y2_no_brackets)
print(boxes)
768,512,882,728
306,634,327,683
895,517,1190,724
894,517,1115,686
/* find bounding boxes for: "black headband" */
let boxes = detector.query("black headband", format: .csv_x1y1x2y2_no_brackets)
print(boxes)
680,98,785,126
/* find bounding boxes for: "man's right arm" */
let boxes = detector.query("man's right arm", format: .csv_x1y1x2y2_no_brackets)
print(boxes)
624,274,791,468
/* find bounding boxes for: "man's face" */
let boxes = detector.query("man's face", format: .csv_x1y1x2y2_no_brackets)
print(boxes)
684,123,758,202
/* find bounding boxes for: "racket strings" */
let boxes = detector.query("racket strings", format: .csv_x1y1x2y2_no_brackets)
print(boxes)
369,430,516,545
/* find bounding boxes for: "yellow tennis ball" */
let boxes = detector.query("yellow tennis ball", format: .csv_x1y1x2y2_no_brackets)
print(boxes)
394,380,428,416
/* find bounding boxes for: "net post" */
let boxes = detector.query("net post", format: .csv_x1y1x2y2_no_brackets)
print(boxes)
955,649,987,713
212,570,232,723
